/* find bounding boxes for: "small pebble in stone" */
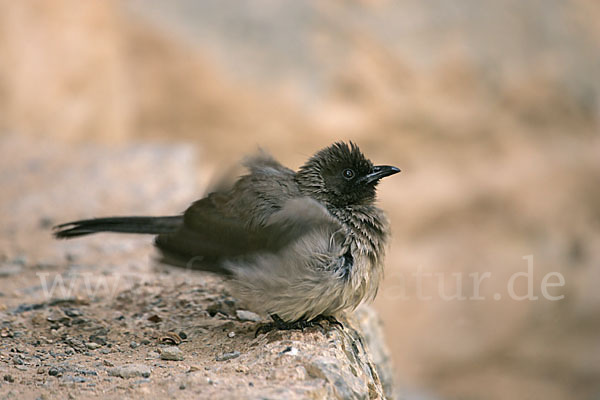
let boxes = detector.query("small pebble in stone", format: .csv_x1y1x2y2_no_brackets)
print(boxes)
216,351,240,362
62,375,87,384
281,346,299,356
63,308,82,318
160,346,184,361
147,314,162,323
179,383,186,390
235,310,261,322
108,364,151,379
227,331,235,338
178,331,187,340
130,341,139,349
3,374,14,382
89,335,107,346
78,369,97,376
140,339,150,345
86,342,101,350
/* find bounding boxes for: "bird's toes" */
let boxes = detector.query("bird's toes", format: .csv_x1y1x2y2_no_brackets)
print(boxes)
310,321,326,334
254,313,346,336
254,323,276,337
326,316,344,330
311,315,344,331
255,318,327,336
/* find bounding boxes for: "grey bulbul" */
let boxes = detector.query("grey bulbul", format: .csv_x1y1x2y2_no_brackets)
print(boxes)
53,142,400,333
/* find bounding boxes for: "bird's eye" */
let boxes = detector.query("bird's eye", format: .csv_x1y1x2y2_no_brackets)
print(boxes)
342,168,355,180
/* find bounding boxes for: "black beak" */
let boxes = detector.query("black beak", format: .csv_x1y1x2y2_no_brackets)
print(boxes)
363,165,401,184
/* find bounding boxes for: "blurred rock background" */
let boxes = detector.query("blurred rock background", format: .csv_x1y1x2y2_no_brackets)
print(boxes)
1,1,599,399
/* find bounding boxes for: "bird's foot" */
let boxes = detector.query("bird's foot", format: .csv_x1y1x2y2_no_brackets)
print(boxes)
255,314,322,337
310,315,344,330
255,314,343,337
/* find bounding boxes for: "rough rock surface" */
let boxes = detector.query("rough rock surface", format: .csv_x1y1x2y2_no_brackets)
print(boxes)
0,136,396,399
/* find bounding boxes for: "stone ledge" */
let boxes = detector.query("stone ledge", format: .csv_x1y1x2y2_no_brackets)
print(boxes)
0,136,396,399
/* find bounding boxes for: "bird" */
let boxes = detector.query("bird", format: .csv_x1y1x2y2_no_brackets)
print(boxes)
53,142,400,333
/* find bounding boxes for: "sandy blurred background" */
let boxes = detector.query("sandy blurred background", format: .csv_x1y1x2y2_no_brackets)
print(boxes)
1,1,599,399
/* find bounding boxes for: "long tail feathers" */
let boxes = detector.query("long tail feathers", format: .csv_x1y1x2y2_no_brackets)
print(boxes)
53,216,183,238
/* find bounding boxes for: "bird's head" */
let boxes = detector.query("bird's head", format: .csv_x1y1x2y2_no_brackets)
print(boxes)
295,142,400,208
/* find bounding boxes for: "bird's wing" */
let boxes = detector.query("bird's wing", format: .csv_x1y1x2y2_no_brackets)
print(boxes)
154,193,261,271
154,194,341,274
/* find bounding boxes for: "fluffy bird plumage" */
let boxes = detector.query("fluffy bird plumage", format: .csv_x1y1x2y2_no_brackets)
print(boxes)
54,142,400,323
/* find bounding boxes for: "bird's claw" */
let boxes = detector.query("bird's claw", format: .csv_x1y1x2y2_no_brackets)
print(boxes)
313,315,345,330
254,314,343,337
